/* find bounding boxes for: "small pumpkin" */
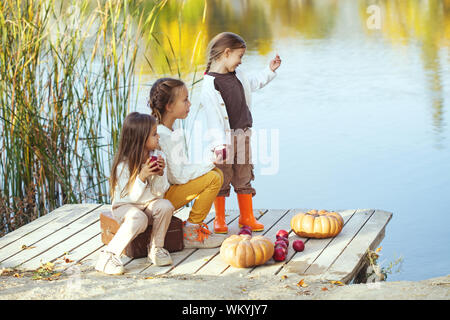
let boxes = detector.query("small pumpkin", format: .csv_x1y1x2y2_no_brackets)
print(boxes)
291,209,344,239
220,234,274,268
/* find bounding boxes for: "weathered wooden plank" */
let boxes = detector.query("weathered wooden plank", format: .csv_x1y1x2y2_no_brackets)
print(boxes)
195,209,267,276
0,205,106,269
303,209,375,276
125,208,225,275
60,234,105,271
138,210,241,275
0,204,102,267
66,205,191,273
167,210,242,276
321,209,393,284
0,204,100,251
220,209,290,276
248,209,309,277
20,217,101,270
278,209,361,277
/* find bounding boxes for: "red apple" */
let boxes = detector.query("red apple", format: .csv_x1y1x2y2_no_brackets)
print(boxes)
276,236,289,247
293,240,305,252
238,228,252,236
214,147,227,160
273,246,286,262
274,240,288,250
276,229,289,239
150,155,158,168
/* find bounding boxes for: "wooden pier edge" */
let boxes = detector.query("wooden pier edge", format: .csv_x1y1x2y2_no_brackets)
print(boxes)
0,205,393,284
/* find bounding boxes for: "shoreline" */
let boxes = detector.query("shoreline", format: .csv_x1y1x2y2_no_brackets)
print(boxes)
1,264,448,300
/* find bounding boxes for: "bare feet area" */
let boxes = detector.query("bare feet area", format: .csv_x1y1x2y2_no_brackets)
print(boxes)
1,264,448,300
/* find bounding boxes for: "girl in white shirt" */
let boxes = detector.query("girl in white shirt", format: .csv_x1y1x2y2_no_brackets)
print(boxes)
95,112,174,275
200,32,281,233
149,78,226,249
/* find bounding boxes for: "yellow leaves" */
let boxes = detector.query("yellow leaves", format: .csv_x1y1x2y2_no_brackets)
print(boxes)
297,279,308,288
281,275,288,280
0,268,14,276
144,276,154,280
21,244,36,250
32,262,61,281
329,280,345,286
376,246,382,253
13,273,23,278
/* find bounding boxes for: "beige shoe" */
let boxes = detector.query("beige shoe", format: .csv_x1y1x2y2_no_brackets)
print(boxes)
148,247,173,266
95,250,125,275
183,222,226,249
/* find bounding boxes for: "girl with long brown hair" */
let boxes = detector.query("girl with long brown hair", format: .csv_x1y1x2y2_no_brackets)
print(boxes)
95,112,175,275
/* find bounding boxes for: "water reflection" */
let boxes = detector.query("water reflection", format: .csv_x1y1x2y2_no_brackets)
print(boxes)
134,0,340,77
359,0,449,147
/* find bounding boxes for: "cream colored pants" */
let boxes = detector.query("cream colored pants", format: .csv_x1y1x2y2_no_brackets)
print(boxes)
106,198,175,256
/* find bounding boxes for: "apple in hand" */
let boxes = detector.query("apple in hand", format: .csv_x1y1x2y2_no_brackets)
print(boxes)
150,155,158,168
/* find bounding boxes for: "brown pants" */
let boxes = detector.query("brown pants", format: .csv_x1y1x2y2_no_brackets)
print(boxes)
215,128,255,197
106,199,175,256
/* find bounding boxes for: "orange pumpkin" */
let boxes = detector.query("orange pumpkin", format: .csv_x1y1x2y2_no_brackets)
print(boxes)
291,209,344,239
220,234,274,268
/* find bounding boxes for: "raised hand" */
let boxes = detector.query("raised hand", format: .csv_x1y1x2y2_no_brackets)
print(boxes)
270,54,282,72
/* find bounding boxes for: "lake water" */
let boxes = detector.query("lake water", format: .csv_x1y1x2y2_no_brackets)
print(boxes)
133,0,450,282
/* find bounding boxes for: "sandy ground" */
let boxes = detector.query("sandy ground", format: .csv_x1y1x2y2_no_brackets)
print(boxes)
0,263,448,300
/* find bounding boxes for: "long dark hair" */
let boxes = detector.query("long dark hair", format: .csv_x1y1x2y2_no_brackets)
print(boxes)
110,112,157,199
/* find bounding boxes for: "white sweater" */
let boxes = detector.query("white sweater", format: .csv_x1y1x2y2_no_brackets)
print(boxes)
157,124,215,185
199,65,277,149
111,159,170,208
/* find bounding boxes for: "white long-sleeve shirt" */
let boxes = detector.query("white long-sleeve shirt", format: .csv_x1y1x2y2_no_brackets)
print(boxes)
157,124,215,185
199,65,277,149
111,159,170,208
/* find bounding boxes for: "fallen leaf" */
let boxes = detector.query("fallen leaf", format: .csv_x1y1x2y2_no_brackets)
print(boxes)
13,273,23,278
21,244,35,250
297,279,308,287
145,276,154,279
321,287,329,291
258,210,265,215
376,246,382,253
281,275,288,280
64,257,74,263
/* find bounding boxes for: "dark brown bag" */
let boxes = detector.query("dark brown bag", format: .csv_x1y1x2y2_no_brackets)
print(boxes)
100,211,184,258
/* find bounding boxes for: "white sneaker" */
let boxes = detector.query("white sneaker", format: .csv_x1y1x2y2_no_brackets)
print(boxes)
95,249,125,275
148,247,173,266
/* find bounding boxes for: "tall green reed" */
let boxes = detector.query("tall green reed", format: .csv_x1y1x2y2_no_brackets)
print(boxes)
0,0,207,236
0,0,149,236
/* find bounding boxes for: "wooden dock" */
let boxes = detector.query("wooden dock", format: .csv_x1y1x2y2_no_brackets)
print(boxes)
0,205,392,284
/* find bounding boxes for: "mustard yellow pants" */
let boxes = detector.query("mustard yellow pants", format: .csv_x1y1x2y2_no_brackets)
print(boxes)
164,168,223,224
